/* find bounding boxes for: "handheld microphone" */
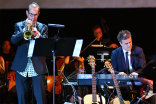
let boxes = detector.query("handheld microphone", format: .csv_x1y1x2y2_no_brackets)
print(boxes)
48,23,65,28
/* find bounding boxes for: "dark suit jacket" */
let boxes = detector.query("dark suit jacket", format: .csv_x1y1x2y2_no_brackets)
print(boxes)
111,45,146,73
11,20,48,74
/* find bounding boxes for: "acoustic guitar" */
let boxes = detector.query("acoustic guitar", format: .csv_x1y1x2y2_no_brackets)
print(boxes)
105,61,130,104
83,55,105,104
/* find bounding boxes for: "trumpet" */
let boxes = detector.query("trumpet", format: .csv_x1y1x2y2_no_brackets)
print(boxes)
23,21,34,40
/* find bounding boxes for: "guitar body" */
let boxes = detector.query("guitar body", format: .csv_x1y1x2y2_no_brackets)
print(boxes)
86,55,106,104
83,94,105,104
140,85,156,101
109,97,130,104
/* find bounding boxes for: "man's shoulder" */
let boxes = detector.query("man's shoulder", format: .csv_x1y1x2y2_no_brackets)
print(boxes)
146,58,156,67
112,46,122,53
15,20,25,26
36,21,47,27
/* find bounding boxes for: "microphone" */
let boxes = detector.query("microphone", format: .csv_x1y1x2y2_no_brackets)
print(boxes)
97,68,108,74
48,23,65,28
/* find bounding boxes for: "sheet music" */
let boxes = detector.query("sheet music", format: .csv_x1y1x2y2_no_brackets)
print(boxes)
28,40,35,57
72,39,83,57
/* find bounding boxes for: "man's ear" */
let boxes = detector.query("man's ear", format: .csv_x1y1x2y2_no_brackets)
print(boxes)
26,10,28,17
119,42,122,46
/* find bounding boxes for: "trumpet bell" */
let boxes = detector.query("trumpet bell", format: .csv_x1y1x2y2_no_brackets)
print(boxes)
23,30,34,40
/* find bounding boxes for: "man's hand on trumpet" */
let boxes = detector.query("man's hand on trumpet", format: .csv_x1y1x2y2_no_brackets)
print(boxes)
25,19,33,29
25,18,39,38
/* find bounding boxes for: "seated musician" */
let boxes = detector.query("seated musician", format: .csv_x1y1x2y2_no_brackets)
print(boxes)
138,58,156,104
46,56,70,104
111,30,146,102
0,56,5,86
63,56,86,104
46,56,85,104
92,25,118,48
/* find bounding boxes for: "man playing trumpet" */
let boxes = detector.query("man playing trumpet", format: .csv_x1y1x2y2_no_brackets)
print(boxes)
11,2,48,104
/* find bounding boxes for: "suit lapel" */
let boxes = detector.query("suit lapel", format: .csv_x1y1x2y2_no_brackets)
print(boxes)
131,46,135,67
22,21,26,29
36,22,40,31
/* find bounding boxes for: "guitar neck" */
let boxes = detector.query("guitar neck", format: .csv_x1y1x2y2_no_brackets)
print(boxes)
111,71,124,104
92,66,97,102
88,55,99,103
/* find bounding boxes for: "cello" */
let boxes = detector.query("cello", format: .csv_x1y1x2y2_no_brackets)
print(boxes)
46,56,70,94
6,61,16,91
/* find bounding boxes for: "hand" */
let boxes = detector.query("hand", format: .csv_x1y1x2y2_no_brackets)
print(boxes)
109,43,118,48
32,27,39,37
147,80,153,90
76,56,84,62
64,56,70,64
130,72,138,75
25,19,32,29
118,72,126,75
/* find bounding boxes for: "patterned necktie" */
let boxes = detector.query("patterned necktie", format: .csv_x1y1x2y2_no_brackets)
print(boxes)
126,52,129,74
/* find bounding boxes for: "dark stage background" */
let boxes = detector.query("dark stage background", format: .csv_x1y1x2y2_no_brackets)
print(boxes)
0,8,156,62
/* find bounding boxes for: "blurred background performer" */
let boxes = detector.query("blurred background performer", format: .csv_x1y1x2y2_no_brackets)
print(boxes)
0,56,5,86
92,25,118,48
0,40,17,103
10,2,48,104
138,58,156,104
0,56,5,103
46,56,70,104
63,56,86,104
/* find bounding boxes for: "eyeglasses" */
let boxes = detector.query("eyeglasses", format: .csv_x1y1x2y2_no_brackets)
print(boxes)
28,12,38,17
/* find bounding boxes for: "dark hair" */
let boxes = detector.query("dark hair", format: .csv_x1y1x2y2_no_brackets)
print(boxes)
92,25,102,33
27,2,40,13
117,30,132,42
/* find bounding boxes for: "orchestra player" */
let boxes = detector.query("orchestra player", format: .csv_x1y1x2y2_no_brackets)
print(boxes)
92,25,118,48
111,30,146,101
0,56,5,86
138,58,156,104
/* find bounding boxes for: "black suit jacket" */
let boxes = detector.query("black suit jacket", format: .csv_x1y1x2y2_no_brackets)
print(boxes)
11,20,48,74
111,45,146,73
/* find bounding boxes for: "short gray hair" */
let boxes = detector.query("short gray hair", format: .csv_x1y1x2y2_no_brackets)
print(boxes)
28,2,40,13
117,30,132,43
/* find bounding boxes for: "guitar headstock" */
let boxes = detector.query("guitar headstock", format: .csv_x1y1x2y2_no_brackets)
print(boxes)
105,61,113,73
88,55,96,67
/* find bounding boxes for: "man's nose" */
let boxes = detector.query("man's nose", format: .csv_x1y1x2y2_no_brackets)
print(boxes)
127,43,130,47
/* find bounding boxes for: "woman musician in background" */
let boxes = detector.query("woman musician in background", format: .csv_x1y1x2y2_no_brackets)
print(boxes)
46,56,85,104
63,56,86,104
